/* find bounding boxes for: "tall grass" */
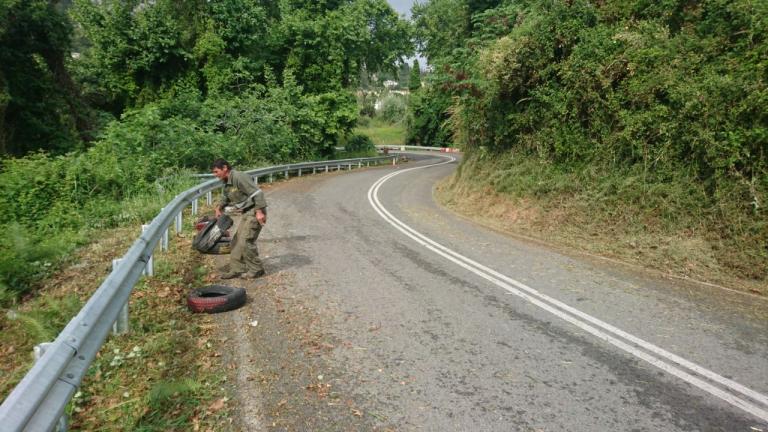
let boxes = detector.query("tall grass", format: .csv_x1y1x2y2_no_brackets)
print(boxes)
354,117,406,146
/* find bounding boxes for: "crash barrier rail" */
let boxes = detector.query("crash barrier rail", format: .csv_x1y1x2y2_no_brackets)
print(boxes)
0,155,397,432
376,144,461,153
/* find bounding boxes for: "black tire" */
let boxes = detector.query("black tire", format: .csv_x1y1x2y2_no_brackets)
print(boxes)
187,285,246,313
207,240,231,255
192,215,233,253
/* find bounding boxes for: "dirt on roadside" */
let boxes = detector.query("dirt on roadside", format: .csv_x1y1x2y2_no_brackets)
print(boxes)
207,267,387,432
433,179,767,298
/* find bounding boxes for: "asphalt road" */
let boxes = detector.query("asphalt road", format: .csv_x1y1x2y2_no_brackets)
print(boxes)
222,153,768,431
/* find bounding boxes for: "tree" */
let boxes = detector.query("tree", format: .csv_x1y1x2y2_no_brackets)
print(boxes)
72,0,412,102
280,0,413,92
0,0,90,155
411,0,470,62
408,59,421,91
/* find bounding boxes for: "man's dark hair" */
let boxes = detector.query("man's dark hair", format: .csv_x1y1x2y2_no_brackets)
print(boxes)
211,159,231,170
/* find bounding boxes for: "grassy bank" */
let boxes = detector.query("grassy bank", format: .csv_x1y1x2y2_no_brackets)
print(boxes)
354,117,406,146
436,152,767,295
0,211,233,431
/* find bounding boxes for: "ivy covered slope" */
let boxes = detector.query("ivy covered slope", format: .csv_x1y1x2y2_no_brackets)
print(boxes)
0,0,412,302
412,0,766,286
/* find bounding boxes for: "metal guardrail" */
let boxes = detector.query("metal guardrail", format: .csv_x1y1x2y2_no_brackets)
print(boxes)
0,155,396,432
376,144,461,153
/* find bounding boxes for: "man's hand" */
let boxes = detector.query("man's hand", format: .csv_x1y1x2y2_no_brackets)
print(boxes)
255,208,267,225
215,207,222,218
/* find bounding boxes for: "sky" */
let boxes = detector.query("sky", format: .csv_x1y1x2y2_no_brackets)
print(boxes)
387,0,417,18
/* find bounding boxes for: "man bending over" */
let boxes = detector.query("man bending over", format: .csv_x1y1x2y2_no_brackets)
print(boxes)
211,159,267,279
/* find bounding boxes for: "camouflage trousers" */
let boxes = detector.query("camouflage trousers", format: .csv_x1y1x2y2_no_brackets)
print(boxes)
229,211,264,273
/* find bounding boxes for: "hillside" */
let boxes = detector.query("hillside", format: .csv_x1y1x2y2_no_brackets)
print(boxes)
410,0,767,290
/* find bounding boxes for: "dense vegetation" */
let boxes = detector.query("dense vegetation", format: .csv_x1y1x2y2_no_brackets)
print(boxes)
0,0,411,302
410,0,767,282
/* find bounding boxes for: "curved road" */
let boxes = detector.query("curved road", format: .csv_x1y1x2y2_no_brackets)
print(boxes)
222,153,768,431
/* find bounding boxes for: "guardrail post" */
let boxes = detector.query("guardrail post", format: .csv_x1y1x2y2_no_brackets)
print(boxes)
33,342,53,361
284,169,289,179
162,228,169,252
175,212,183,234
347,163,352,171
298,168,302,177
113,302,130,336
358,161,362,168
206,191,212,205
325,165,329,173
392,157,396,166
32,343,68,432
313,167,317,174
111,259,130,335
337,164,341,171
191,198,198,216
255,176,259,185
141,225,154,277
269,174,273,183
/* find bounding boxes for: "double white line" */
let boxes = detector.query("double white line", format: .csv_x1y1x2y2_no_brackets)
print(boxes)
367,155,768,423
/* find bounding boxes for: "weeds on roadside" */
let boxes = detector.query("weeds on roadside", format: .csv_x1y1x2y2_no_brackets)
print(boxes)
441,152,767,289
0,209,233,431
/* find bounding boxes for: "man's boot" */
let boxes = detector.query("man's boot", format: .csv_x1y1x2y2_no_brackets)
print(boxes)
219,271,243,280
244,270,265,279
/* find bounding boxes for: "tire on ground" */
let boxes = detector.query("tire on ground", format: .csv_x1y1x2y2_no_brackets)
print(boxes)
187,285,246,313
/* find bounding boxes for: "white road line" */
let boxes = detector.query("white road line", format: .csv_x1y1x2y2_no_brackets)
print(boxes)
367,155,768,423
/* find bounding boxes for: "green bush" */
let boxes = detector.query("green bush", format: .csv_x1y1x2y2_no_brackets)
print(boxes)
356,115,371,127
345,134,375,153
406,87,452,147
378,93,408,124
358,93,377,118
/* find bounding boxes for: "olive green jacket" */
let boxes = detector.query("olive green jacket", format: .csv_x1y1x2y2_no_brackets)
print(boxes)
218,170,267,211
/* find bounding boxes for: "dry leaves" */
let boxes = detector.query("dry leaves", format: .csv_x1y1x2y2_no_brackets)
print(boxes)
207,397,227,414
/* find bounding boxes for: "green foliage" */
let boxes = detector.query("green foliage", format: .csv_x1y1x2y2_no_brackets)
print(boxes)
406,85,452,147
0,76,361,301
345,133,375,153
13,294,83,342
72,0,411,109
0,0,413,303
147,379,203,406
378,93,408,124
0,146,194,300
409,59,422,92
412,0,471,61
357,91,377,117
0,0,82,155
412,0,768,279
0,225,84,302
